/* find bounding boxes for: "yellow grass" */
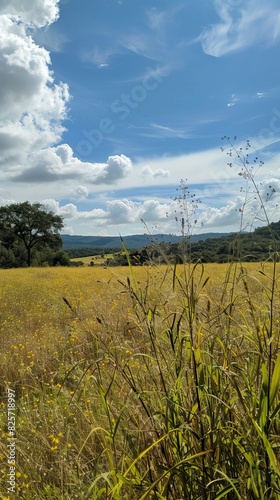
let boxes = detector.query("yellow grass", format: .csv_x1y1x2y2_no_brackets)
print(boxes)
70,253,114,265
0,262,279,498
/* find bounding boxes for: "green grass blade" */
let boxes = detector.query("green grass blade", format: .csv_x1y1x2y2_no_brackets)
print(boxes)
139,449,212,500
215,484,235,499
270,350,280,406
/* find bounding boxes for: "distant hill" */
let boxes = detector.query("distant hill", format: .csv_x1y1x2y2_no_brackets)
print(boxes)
135,221,280,264
63,222,280,264
61,232,232,251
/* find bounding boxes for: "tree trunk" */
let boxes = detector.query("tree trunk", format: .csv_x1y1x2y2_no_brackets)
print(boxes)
27,246,31,267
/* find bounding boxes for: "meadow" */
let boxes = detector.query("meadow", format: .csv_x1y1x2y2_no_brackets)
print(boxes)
0,261,279,499
70,254,113,266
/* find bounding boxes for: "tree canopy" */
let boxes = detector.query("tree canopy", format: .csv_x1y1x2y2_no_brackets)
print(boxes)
0,201,64,267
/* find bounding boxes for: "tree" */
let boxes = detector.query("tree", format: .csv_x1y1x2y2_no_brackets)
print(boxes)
0,201,64,267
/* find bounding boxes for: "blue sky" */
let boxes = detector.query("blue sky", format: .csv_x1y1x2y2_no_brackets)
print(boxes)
1,0,280,235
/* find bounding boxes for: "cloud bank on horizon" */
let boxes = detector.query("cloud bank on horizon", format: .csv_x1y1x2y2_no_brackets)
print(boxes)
0,0,280,236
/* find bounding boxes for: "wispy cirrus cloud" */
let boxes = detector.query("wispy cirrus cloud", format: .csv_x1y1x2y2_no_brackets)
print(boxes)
81,44,121,67
227,93,239,107
137,122,192,140
150,123,192,139
200,0,280,57
119,5,188,67
147,7,168,32
225,87,280,108
81,7,171,68
34,28,69,53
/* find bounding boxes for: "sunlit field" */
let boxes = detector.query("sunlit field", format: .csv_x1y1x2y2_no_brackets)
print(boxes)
70,254,114,265
0,262,279,499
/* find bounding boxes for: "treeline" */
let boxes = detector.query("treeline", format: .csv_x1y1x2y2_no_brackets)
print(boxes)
0,245,72,268
101,221,280,266
186,220,280,262
66,247,120,259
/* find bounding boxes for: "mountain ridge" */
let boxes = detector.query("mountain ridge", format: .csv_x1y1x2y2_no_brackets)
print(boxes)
61,232,233,250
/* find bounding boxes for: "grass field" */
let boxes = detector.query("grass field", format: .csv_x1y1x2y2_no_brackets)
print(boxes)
0,261,279,499
70,254,114,266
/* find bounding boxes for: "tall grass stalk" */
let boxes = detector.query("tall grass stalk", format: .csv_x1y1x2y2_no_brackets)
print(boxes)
221,137,280,497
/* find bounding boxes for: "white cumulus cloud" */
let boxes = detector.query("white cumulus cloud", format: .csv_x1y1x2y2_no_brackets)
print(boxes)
72,185,90,200
42,198,171,228
0,0,60,27
98,154,132,184
0,2,133,192
107,199,137,224
12,145,132,184
141,165,170,178
140,200,169,221
0,3,70,174
201,199,243,228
